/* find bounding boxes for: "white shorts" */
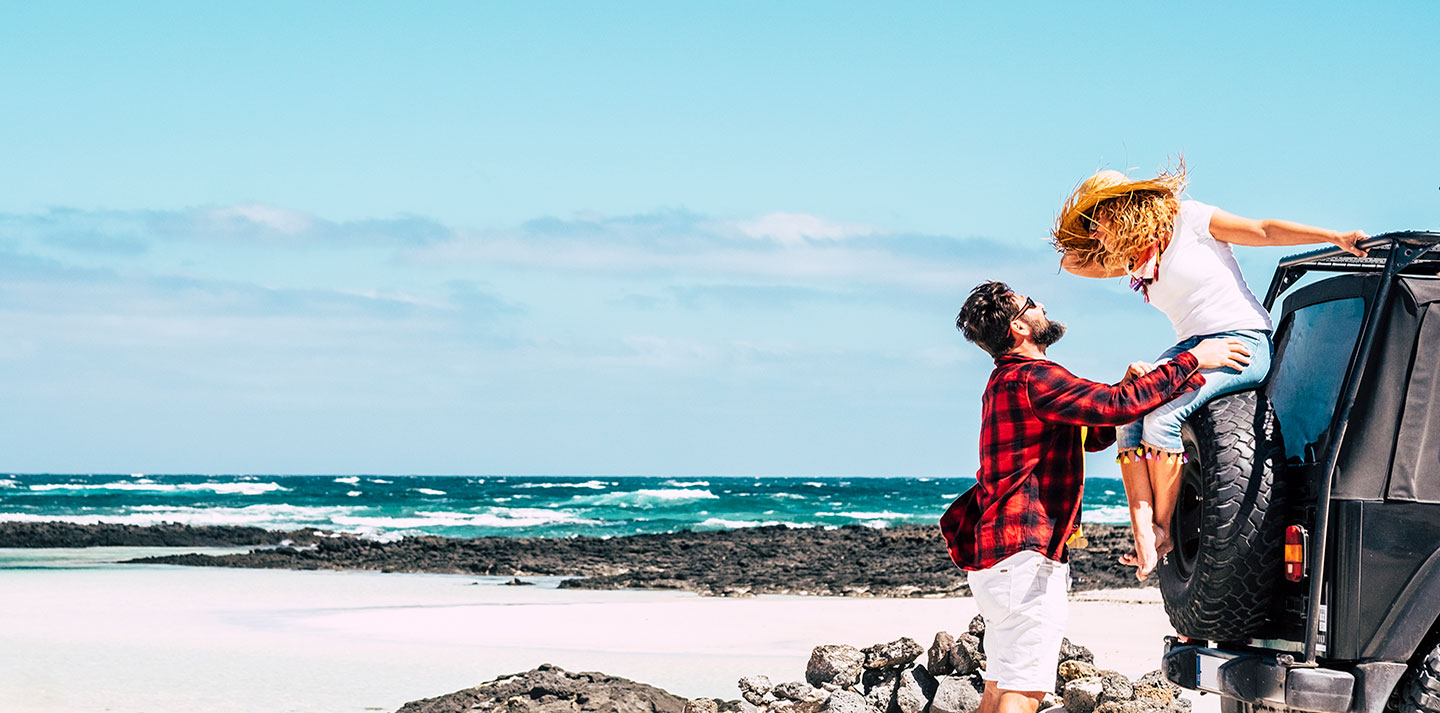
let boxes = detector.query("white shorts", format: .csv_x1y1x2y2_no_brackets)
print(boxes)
966,549,1070,692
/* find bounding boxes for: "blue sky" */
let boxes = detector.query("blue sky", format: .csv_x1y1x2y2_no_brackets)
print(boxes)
1,3,1437,475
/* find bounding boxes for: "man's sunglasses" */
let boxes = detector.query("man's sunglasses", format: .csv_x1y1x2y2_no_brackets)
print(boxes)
1012,296,1035,321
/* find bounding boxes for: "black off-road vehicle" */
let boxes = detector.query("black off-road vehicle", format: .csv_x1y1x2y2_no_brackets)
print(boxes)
1153,231,1440,713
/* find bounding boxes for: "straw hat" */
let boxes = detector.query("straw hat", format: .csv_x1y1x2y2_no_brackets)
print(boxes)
1051,168,1187,253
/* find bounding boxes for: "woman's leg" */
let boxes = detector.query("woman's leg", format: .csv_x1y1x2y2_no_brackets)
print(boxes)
1141,330,1273,573
1118,455,1164,579
1114,419,1162,577
1149,454,1184,560
1121,339,1201,578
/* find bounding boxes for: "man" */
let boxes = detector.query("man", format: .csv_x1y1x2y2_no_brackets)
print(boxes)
940,281,1250,713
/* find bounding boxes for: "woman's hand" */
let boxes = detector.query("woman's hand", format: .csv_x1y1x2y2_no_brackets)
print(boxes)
1121,361,1156,384
1332,230,1369,257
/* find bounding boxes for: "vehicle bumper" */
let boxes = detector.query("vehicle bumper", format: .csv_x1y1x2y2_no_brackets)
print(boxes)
1162,640,1355,713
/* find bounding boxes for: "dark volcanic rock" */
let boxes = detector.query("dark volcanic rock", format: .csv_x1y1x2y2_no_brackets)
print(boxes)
949,633,984,676
1099,670,1135,702
0,521,322,548
807,645,864,688
931,675,982,713
863,638,924,669
738,675,774,705
1095,701,1154,713
0,519,1152,597
822,690,869,713
927,631,956,675
392,663,687,713
773,681,823,701
1132,670,1181,707
861,667,901,712
1057,660,1100,693
895,665,938,713
1060,637,1096,664
1064,676,1105,713
124,524,978,597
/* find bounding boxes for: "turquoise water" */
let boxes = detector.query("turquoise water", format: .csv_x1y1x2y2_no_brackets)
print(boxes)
0,474,1133,539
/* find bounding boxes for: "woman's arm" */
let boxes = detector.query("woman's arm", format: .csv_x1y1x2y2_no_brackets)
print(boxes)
1060,251,1128,278
1209,208,1368,256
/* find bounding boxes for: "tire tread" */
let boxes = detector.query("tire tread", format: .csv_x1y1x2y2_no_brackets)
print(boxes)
1159,390,1286,640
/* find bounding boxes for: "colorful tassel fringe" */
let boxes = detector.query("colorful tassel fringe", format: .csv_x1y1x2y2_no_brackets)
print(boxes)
1114,446,1189,465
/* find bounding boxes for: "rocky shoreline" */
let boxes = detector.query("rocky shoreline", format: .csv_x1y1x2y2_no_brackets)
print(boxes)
392,622,1189,713
0,521,327,548
0,520,1151,596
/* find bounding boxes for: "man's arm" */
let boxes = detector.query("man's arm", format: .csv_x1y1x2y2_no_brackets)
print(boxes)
1083,426,1117,452
1026,352,1206,427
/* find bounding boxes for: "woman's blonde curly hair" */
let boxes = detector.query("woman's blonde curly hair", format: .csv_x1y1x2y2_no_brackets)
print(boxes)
1052,161,1188,272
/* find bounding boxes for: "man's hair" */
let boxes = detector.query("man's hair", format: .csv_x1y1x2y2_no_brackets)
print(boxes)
957,281,1018,357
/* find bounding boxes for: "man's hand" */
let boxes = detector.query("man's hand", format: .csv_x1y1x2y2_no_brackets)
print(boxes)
1188,338,1252,371
1121,361,1156,384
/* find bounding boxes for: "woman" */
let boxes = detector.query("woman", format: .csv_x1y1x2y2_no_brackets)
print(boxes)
1053,162,1367,579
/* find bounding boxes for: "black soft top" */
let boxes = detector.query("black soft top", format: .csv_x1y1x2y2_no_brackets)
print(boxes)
1268,232,1440,503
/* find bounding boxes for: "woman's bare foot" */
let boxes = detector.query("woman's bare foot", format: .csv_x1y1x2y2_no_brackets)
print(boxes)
1135,524,1168,579
1127,524,1160,580
1154,526,1173,559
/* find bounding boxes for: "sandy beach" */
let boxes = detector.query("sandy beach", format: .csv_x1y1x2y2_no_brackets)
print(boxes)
0,546,1209,713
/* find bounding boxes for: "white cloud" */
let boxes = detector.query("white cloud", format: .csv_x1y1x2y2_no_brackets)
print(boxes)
404,210,1053,295
411,236,988,292
737,212,879,245
616,336,720,369
205,203,315,235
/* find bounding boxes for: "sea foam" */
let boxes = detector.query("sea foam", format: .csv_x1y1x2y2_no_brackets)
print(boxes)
513,480,611,490
331,508,600,531
28,482,289,495
696,517,784,529
1081,505,1130,524
0,503,357,529
570,488,720,508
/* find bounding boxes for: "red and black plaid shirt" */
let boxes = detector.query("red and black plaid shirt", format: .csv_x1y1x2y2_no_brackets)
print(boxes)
940,350,1205,571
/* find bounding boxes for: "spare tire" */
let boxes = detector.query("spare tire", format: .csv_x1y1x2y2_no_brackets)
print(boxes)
1158,389,1287,641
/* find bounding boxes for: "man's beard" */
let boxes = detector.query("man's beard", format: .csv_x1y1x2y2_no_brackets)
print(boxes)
1027,314,1066,347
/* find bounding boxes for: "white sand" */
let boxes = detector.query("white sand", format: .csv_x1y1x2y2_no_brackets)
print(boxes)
0,549,1213,713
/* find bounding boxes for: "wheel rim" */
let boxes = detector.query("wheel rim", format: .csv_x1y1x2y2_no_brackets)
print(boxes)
1173,452,1204,580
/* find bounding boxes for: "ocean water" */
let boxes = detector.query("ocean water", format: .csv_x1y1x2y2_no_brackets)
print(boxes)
0,474,1133,540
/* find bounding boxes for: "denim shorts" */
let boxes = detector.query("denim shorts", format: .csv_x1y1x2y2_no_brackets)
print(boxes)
1116,329,1273,453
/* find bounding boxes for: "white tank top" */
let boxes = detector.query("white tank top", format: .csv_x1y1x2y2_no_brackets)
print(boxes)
1133,200,1273,340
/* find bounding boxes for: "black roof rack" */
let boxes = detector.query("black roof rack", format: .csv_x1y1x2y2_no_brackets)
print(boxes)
1263,231,1440,310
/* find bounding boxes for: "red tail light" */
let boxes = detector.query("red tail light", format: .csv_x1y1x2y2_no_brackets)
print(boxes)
1285,525,1306,582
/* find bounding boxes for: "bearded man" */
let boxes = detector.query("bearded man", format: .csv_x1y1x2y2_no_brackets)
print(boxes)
941,280,1250,713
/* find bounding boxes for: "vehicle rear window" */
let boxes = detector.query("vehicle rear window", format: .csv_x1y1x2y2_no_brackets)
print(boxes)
1269,297,1365,462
